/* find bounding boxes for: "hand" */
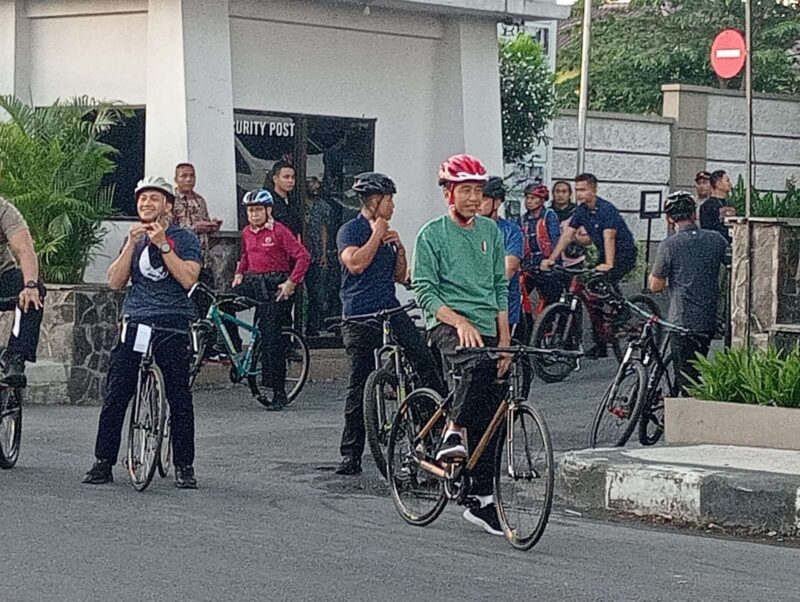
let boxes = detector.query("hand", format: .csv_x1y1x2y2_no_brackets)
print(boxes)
575,228,592,247
497,352,512,379
276,280,296,302
370,217,389,239
382,229,402,247
146,221,167,246
127,224,148,245
18,287,43,313
455,319,483,348
595,263,613,273
540,259,555,272
232,274,243,287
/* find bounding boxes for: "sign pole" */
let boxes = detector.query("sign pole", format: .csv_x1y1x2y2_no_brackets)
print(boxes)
643,217,652,292
744,0,753,349
576,0,592,173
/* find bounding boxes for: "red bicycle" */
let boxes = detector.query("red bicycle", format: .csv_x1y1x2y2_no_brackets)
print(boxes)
530,267,661,383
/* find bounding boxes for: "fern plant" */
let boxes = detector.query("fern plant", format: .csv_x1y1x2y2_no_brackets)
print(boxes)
0,96,130,283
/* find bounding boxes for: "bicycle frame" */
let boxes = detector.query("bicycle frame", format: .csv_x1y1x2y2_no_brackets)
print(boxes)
201,303,262,381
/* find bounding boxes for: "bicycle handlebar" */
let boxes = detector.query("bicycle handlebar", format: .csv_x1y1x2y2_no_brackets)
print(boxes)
342,300,418,323
624,300,692,335
455,345,584,360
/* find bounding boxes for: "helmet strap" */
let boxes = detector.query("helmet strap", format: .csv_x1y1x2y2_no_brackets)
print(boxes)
449,205,474,227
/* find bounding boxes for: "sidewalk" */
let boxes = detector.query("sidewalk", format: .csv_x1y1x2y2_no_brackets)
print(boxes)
558,445,800,536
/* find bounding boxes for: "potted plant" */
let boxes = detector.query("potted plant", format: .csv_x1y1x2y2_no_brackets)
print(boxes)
664,345,800,451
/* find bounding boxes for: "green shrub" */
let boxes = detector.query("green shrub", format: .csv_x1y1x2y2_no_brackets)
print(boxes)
729,175,800,219
687,345,800,408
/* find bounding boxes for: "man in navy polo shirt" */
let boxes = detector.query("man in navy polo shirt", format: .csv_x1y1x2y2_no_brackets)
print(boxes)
542,172,638,358
335,172,444,476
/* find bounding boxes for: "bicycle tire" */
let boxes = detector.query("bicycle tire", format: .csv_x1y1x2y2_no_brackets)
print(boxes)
494,403,554,550
188,337,207,389
386,388,448,526
0,387,22,469
588,360,647,448
531,303,581,384
639,354,677,446
363,367,401,479
248,329,310,406
157,403,172,477
126,365,166,492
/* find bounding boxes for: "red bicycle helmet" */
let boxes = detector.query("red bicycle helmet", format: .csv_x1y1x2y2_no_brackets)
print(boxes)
524,183,550,200
438,154,489,186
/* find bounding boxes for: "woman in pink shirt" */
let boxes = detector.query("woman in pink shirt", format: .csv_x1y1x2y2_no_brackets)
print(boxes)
233,189,310,409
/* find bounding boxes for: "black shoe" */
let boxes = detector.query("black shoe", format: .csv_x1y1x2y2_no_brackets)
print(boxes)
175,465,198,489
1,352,26,388
436,433,468,462
335,456,362,476
266,391,288,412
462,502,503,536
82,459,113,484
584,344,608,359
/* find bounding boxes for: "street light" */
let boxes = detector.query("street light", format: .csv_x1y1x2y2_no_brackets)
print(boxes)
576,0,592,174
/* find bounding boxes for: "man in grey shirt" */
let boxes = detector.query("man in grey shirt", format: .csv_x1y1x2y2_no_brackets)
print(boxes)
649,192,729,393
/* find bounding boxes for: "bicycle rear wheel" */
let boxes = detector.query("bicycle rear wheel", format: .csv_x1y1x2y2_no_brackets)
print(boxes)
0,387,22,469
386,388,448,526
363,367,400,479
157,403,172,478
282,329,310,404
588,360,647,448
126,366,166,492
639,354,677,446
494,403,554,550
531,303,581,384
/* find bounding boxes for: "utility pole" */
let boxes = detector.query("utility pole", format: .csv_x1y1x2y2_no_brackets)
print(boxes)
744,0,753,348
576,0,592,173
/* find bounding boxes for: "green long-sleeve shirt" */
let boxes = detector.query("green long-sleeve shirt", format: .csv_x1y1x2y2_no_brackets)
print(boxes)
412,214,508,336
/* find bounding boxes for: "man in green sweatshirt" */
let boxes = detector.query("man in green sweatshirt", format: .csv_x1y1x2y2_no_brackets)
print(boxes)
412,154,511,536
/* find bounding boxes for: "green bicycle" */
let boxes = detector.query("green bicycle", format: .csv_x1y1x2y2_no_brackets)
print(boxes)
188,282,310,407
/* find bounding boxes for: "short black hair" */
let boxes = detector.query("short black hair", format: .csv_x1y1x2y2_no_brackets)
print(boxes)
175,162,195,174
271,160,295,180
553,180,572,194
575,173,598,188
710,169,727,189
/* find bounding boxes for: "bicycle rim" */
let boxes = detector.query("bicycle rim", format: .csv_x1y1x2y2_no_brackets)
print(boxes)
0,388,22,469
495,404,554,550
589,361,647,448
283,329,310,404
639,354,676,446
126,367,165,491
386,388,448,526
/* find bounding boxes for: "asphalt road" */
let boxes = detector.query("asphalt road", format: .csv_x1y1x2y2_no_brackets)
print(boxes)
1,364,797,602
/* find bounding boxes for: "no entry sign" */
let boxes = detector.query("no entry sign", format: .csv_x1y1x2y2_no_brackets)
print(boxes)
711,29,747,79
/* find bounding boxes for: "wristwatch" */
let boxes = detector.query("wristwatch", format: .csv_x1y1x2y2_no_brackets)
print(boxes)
24,280,37,289
159,242,172,254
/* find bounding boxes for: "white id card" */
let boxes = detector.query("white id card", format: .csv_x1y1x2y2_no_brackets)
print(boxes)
133,324,152,353
12,308,21,338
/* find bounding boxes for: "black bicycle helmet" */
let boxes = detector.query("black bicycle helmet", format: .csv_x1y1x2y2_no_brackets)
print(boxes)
350,172,397,197
483,176,506,200
664,191,697,219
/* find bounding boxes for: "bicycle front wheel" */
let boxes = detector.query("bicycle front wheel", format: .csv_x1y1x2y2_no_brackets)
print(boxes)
0,387,22,469
494,403,554,550
639,354,677,446
531,303,581,384
363,367,400,479
386,388,448,526
126,366,166,492
588,360,647,448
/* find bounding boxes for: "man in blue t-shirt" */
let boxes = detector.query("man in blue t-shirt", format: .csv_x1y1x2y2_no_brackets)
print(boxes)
335,172,444,476
542,173,638,357
83,177,202,489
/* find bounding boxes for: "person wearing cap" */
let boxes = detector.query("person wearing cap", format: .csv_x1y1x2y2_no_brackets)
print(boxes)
83,177,203,489
694,171,712,205
413,154,510,536
649,192,729,393
478,177,524,340
233,189,311,411
335,172,444,476
519,183,563,319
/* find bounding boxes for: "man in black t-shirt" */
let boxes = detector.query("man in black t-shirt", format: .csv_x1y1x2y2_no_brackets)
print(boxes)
83,177,202,489
268,160,303,237
699,170,735,242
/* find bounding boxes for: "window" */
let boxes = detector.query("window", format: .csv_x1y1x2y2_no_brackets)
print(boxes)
98,109,146,217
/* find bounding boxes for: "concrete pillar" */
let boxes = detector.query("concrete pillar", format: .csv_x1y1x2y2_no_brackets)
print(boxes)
145,0,237,229
662,84,709,192
0,0,30,101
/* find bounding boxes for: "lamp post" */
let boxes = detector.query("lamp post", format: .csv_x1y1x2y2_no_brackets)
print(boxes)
576,0,592,173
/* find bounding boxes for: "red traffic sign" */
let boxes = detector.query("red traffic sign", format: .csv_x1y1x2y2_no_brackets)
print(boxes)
711,29,747,79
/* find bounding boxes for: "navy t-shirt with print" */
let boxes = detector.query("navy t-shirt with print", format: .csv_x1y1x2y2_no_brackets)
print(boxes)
569,197,636,264
337,214,400,318
122,224,203,325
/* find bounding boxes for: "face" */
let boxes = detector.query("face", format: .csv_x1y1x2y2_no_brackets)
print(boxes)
717,174,732,194
175,166,196,192
553,183,571,207
695,178,712,198
575,180,597,204
246,205,269,227
479,195,500,218
273,168,296,195
524,193,544,213
137,191,170,224
447,182,484,220
372,194,395,220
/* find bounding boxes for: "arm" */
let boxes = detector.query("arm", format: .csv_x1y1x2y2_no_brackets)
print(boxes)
284,228,312,285
339,220,387,275
599,229,617,269
107,239,136,290
7,228,39,285
545,225,576,264
505,225,523,280
234,230,249,285
648,241,670,293
148,222,201,290
545,211,561,251
161,251,201,290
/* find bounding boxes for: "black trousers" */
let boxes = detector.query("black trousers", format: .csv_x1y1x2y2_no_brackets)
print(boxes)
94,325,195,466
671,332,712,395
232,273,293,393
0,268,44,362
429,324,504,496
340,311,445,460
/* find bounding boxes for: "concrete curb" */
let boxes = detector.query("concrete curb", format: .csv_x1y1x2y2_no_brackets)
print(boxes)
557,448,800,535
